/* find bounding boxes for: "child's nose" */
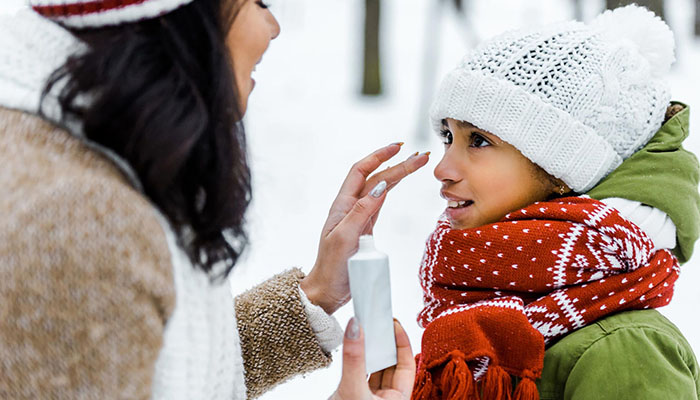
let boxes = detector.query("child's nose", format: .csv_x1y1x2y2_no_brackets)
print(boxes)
433,150,462,183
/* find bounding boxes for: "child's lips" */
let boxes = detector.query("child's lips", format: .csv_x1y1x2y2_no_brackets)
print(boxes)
445,200,474,223
446,199,474,208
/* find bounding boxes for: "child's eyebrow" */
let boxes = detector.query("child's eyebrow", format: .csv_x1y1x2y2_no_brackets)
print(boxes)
456,120,478,130
441,119,477,130
441,119,491,137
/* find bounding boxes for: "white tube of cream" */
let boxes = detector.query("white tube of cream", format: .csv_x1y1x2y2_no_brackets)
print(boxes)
348,235,397,374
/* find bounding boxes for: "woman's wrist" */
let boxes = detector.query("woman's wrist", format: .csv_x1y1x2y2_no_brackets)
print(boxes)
300,271,342,315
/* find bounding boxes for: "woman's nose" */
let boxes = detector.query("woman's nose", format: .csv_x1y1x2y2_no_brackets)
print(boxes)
433,150,462,183
267,11,281,40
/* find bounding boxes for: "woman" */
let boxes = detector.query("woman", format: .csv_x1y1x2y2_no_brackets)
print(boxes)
0,0,425,398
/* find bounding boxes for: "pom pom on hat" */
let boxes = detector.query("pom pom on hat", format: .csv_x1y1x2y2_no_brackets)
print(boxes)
592,4,675,77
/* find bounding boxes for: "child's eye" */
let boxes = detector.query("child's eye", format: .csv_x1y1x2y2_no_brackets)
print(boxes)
256,1,270,9
469,132,490,148
439,129,453,145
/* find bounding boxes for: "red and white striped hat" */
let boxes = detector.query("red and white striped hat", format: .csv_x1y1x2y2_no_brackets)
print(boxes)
30,0,196,28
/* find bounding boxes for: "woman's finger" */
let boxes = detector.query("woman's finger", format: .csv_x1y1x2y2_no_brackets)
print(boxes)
333,181,388,241
388,319,416,396
326,147,428,237
358,153,430,236
337,143,403,199
368,369,384,391
380,365,395,391
361,152,430,197
335,318,371,400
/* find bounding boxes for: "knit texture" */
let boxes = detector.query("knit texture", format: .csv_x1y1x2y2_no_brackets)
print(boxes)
298,287,344,353
414,197,679,399
0,107,247,400
430,5,673,192
0,10,143,188
0,108,176,399
236,268,334,399
150,213,245,400
0,10,81,121
600,198,676,252
30,0,195,28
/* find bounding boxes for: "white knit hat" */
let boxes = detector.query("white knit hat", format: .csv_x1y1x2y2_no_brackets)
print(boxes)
430,5,675,192
29,0,195,28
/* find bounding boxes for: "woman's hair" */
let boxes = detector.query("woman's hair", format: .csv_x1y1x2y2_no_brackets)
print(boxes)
43,0,249,279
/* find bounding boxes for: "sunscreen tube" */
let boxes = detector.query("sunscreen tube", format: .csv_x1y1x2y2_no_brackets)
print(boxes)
348,235,397,374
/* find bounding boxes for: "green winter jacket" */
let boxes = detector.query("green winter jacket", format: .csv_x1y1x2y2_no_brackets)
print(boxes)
538,310,699,399
536,103,700,399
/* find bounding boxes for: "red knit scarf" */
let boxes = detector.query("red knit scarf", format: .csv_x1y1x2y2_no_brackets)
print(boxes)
413,197,679,400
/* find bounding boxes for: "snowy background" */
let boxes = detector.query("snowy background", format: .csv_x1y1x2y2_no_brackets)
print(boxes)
2,0,699,398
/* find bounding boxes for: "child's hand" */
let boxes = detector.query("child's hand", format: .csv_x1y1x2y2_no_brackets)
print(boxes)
300,143,429,315
330,318,415,400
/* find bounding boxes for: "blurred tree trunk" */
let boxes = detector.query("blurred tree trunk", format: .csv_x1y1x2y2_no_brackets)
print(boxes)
572,0,584,20
362,0,382,95
606,0,665,21
696,0,700,36
416,0,445,142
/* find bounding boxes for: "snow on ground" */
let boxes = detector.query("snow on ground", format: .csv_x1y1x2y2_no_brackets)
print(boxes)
1,0,698,398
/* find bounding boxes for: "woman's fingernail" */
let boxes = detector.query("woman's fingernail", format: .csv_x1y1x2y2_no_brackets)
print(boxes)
346,317,361,340
369,180,387,198
407,151,419,160
391,142,405,147
422,151,431,156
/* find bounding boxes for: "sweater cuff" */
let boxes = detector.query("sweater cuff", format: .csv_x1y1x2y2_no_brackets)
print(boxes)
234,268,332,399
298,286,343,353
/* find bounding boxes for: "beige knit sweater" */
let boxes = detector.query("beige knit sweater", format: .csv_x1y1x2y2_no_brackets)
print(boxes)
0,107,332,399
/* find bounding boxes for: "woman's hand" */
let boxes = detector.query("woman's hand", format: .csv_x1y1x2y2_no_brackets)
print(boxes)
300,143,429,314
330,318,415,400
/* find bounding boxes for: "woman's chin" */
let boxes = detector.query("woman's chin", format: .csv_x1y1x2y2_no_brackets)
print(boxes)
235,79,254,116
238,94,250,117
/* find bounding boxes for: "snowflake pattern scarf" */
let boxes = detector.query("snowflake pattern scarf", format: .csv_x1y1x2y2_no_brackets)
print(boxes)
413,197,679,400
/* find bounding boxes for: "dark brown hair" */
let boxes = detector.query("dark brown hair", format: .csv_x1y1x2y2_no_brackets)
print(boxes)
43,0,250,279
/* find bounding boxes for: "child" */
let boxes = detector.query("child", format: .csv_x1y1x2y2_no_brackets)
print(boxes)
413,5,700,400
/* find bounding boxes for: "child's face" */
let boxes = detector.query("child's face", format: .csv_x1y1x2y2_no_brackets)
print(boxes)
434,118,554,230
